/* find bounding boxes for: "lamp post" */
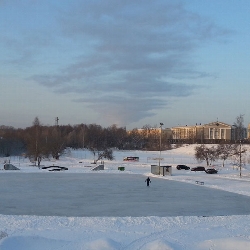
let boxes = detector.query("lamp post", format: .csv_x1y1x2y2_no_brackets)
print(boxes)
159,123,164,167
239,140,242,178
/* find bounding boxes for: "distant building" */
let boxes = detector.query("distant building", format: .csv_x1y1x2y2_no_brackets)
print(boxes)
136,127,172,139
171,121,245,143
248,124,250,139
129,121,247,144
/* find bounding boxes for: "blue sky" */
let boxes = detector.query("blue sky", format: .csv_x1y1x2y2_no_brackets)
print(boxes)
0,0,250,129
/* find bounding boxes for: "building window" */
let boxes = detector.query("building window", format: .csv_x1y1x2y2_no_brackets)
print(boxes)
221,129,225,139
215,129,219,139
210,128,213,139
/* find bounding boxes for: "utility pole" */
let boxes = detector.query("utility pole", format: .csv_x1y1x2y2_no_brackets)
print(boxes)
55,117,59,126
159,123,164,167
82,124,85,149
240,140,242,178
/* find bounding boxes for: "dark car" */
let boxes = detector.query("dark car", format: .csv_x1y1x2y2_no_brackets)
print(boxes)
191,166,205,172
176,164,190,170
42,166,68,171
205,168,218,174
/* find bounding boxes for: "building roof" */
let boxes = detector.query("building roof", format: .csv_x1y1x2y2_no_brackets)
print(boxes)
203,121,232,128
171,121,232,129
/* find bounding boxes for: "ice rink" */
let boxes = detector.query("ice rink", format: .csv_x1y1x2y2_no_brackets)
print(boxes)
1,173,250,217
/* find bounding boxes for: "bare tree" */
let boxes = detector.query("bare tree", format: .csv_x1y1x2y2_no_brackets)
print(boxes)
25,117,44,166
217,144,237,167
90,147,114,164
232,114,247,177
127,129,144,149
195,144,219,167
231,143,247,177
233,114,245,141
48,126,65,160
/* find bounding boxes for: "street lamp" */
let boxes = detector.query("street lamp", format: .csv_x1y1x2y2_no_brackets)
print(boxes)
239,140,242,178
159,123,164,167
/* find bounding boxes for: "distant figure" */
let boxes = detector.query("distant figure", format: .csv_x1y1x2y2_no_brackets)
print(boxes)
145,177,151,186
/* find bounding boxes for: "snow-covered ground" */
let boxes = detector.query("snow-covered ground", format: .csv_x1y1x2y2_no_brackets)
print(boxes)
1,144,250,250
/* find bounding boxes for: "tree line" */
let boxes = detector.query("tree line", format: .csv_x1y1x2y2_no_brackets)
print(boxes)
0,115,247,166
195,144,246,167
0,118,170,162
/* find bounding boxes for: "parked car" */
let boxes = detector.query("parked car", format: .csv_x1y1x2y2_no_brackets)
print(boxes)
176,164,190,170
42,166,68,171
191,166,205,172
205,168,218,174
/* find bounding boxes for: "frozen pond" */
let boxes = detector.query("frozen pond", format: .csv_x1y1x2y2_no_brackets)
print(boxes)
1,173,250,217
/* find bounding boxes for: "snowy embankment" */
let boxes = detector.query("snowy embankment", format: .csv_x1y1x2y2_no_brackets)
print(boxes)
1,215,250,250
1,144,250,250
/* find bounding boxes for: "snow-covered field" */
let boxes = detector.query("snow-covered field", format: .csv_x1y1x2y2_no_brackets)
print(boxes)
1,144,250,250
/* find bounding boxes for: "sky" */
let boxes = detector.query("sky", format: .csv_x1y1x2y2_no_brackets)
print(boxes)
0,0,250,129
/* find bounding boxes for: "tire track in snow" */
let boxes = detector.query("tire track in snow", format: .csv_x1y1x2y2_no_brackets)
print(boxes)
121,226,190,250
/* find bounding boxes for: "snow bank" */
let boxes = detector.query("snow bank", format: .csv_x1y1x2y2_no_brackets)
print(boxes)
1,215,250,250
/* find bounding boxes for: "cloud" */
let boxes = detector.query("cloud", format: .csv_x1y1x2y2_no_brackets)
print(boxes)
74,95,166,126
29,0,229,125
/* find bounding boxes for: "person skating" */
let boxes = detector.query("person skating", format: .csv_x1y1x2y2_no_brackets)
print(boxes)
145,177,151,186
